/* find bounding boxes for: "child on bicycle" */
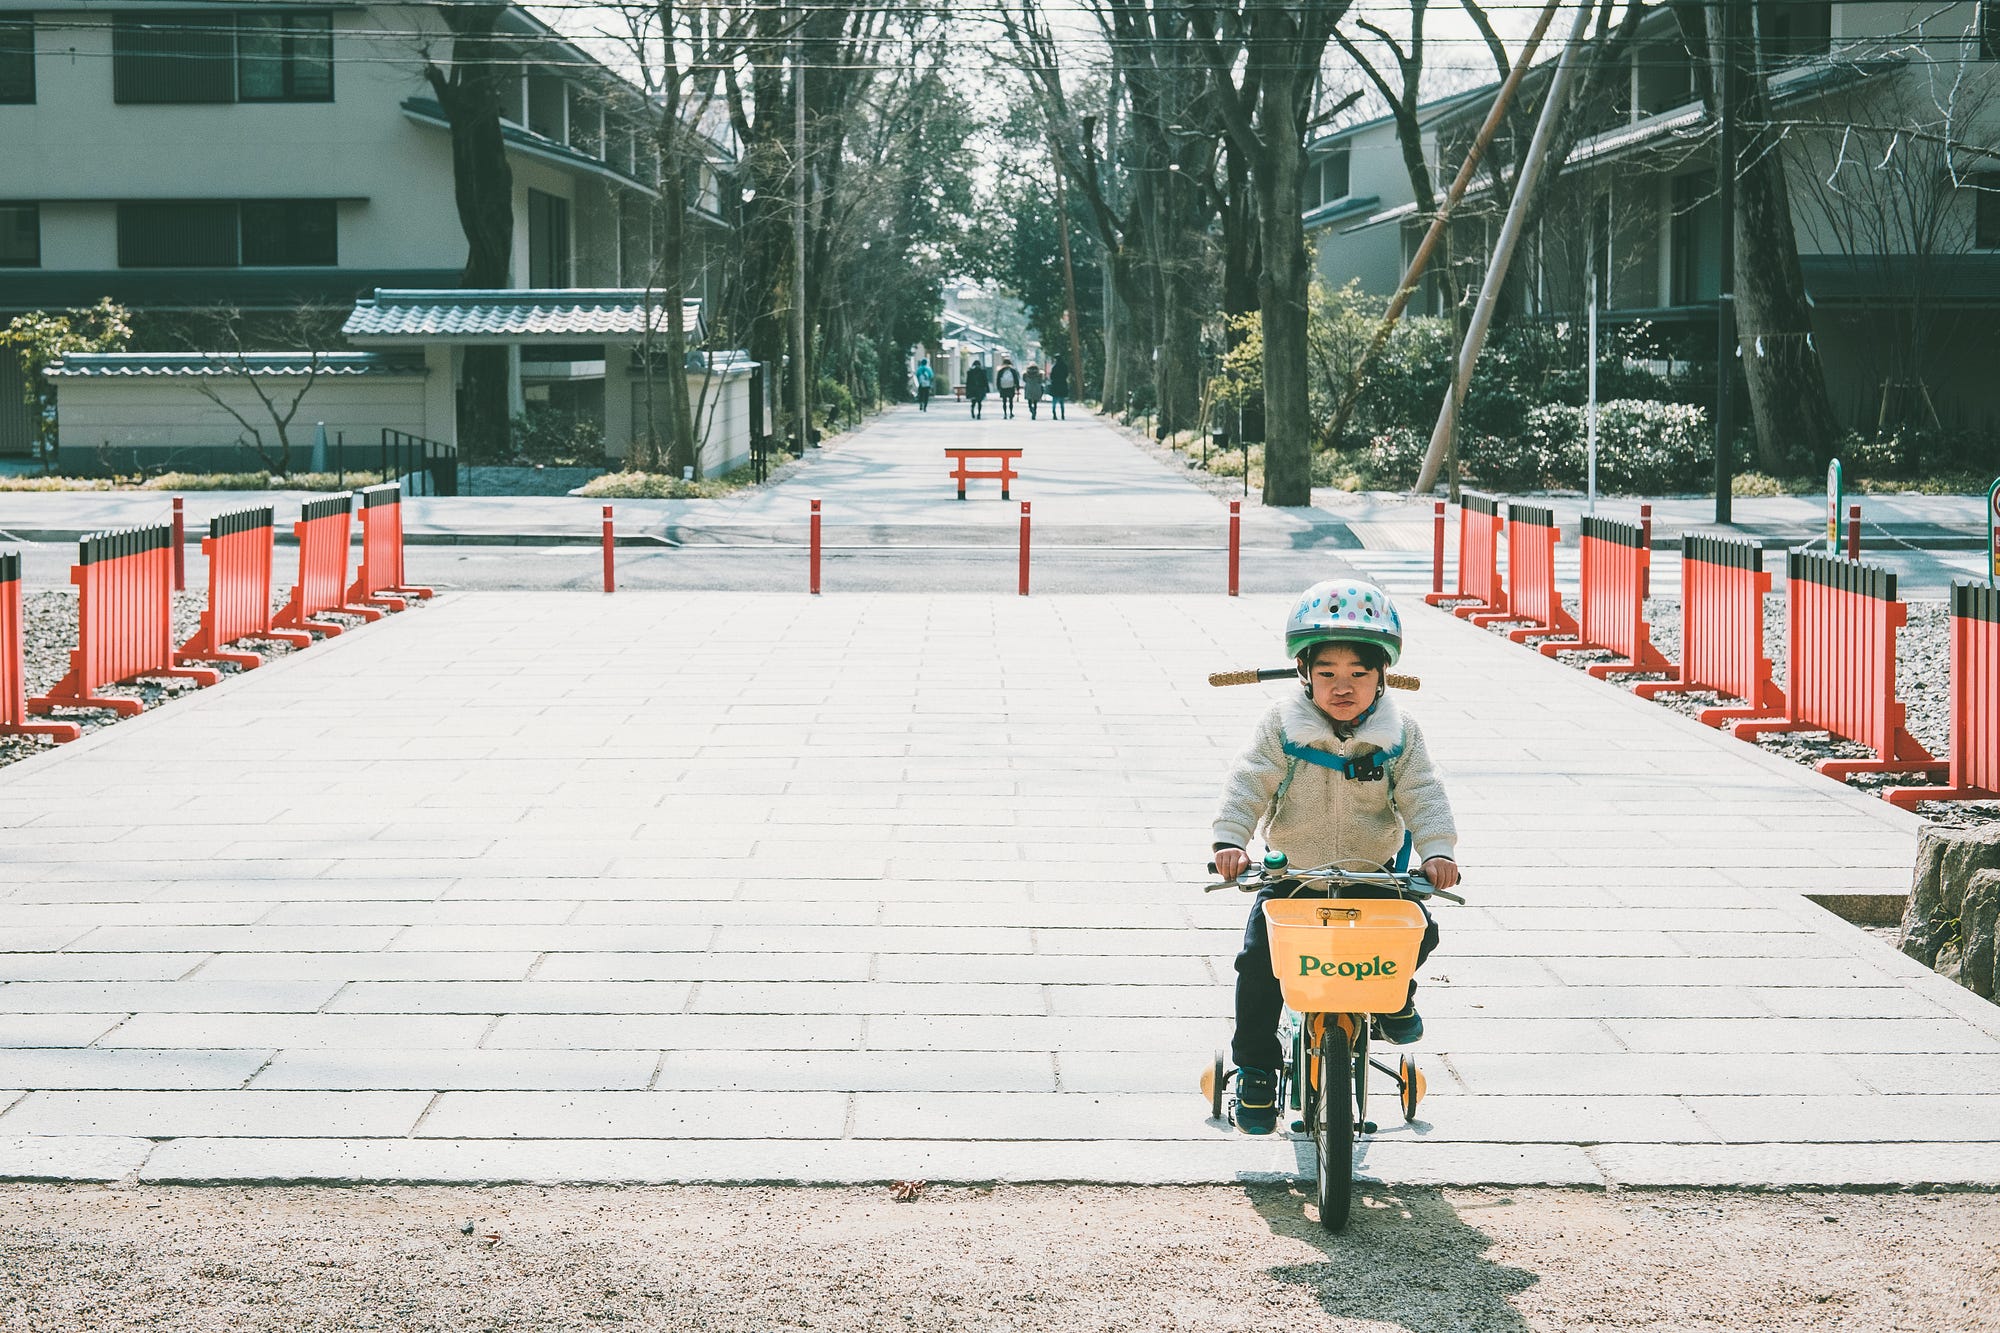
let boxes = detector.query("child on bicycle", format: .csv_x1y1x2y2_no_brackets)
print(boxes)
1211,580,1460,1134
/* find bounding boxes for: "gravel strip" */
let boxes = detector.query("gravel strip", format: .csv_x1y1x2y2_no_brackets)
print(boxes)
0,1184,1994,1333
1474,590,1998,830
3,592,422,772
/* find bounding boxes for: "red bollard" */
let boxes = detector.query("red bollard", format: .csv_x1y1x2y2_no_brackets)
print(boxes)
171,496,185,592
1019,501,1031,596
1430,500,1446,596
809,499,822,595
601,505,614,593
1228,500,1241,597
1847,503,1862,561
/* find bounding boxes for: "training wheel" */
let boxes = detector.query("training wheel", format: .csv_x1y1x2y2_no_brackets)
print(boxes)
1202,1051,1228,1121
1399,1055,1426,1122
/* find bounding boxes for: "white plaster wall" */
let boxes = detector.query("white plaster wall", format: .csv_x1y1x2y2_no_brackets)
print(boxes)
4,4,640,280
54,375,430,454
625,369,751,474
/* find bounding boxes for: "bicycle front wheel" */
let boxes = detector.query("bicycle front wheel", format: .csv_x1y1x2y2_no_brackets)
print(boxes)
1315,1018,1355,1233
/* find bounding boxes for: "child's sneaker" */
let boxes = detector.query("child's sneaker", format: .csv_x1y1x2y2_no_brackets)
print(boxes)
1377,986,1424,1045
1230,1065,1279,1134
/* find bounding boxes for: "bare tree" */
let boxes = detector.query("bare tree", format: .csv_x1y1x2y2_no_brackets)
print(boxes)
420,4,515,464
183,307,340,475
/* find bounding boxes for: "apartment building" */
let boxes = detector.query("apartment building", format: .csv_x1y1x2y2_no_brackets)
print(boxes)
0,1,737,459
1308,1,2000,431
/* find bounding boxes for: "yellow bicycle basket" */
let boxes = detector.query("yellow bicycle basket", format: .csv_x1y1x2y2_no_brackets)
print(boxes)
1263,898,1426,1013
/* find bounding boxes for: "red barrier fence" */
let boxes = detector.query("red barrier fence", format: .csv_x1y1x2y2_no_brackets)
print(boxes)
179,505,311,670
348,483,433,611
1632,535,1783,726
1733,551,1945,781
1541,514,1673,679
2,551,80,743
1887,583,2000,807
274,494,372,638
1473,502,1579,643
28,524,220,718
1424,492,1504,615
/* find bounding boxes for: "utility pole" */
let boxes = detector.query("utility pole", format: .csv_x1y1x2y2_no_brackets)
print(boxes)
1713,0,1737,523
793,40,810,453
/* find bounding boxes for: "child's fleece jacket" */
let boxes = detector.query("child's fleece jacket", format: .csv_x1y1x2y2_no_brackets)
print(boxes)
1211,688,1457,870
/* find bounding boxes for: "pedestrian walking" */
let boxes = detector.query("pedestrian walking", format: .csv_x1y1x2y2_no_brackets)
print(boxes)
994,356,1020,419
1023,362,1045,420
964,359,989,419
1048,353,1070,420
914,358,934,412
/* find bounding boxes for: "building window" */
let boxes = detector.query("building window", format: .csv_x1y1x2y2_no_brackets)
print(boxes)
1984,1,1999,60
528,190,571,287
1976,176,2000,250
1758,1,1831,62
527,73,567,142
1670,173,1721,305
0,18,33,104
241,200,337,265
238,14,333,102
114,12,331,105
113,13,235,104
1319,145,1350,206
0,204,38,267
117,200,336,267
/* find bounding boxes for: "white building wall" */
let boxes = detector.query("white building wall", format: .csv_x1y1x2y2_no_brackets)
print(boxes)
54,375,431,456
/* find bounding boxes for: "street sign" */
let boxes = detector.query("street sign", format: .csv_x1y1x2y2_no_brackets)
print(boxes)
1827,459,1843,549
1988,476,1999,585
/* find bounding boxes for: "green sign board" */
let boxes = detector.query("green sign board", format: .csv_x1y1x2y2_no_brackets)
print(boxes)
1826,459,1843,549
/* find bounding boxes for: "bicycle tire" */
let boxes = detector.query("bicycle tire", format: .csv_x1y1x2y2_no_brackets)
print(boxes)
1315,1019,1355,1233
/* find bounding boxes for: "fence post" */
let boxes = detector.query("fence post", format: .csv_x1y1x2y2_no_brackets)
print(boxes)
809,499,822,595
1847,503,1862,561
601,505,614,594
1431,500,1446,596
1638,502,1652,600
1228,500,1241,597
170,496,185,592
1019,501,1031,597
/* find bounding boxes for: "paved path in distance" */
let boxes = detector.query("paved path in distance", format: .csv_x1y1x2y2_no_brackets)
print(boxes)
2,588,1995,1187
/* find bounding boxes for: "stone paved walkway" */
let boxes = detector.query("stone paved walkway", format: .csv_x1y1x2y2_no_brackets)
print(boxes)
2,589,1996,1187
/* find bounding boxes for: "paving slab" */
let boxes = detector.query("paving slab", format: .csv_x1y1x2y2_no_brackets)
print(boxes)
0,590,1991,1186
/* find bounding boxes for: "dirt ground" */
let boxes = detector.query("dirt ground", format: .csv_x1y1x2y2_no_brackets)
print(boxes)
0,1184,1993,1332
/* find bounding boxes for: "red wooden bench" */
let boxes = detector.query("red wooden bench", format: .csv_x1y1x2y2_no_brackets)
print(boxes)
944,447,1024,500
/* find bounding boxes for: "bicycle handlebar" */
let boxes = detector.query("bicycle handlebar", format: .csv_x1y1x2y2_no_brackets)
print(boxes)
1202,860,1466,906
1208,667,1422,691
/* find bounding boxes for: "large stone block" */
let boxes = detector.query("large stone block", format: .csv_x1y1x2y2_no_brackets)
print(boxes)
1901,824,2000,986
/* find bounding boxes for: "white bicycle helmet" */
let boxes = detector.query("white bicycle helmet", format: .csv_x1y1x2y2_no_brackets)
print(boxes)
1284,579,1403,666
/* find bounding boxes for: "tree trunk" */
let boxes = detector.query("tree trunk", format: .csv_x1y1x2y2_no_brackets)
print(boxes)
1684,0,1841,471
1255,131,1312,505
424,5,515,465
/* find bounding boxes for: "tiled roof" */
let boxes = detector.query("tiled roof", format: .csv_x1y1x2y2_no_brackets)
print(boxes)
342,290,703,343
44,352,425,380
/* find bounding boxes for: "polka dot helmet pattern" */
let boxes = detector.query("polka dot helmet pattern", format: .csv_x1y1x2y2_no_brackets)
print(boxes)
1283,579,1403,666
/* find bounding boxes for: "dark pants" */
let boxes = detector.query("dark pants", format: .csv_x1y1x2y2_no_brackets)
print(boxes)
1230,881,1438,1072
999,389,1016,418
917,386,931,411
1027,396,1041,419
1049,395,1065,419
969,396,983,418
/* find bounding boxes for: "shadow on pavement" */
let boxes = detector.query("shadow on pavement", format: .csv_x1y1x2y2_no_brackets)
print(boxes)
1247,1182,1538,1333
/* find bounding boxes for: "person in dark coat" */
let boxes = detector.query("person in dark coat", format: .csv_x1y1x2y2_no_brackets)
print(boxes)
994,357,1021,419
964,360,989,419
1048,353,1071,420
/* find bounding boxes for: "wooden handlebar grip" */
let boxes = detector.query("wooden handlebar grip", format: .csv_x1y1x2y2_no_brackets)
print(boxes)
1207,670,1262,687
1387,672,1421,691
